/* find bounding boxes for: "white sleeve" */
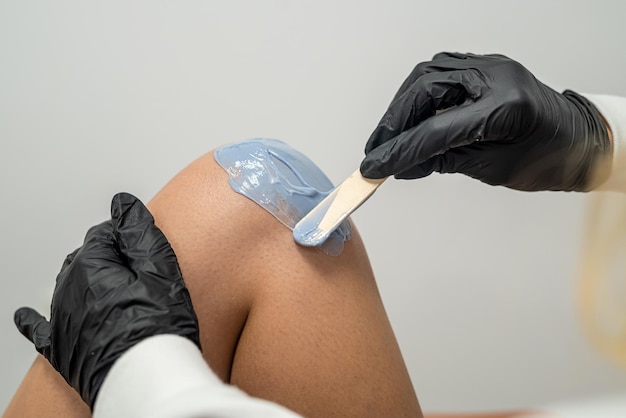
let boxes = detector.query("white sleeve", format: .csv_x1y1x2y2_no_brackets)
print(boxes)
582,94,626,191
93,334,303,418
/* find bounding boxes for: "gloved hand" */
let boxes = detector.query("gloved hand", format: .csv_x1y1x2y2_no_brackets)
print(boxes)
14,193,200,408
360,52,611,191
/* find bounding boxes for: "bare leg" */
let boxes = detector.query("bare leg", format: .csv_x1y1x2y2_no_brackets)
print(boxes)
3,148,421,418
3,355,90,418
147,150,421,417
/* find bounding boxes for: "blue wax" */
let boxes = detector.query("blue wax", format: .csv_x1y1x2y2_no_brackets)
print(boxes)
214,138,352,256
292,192,337,247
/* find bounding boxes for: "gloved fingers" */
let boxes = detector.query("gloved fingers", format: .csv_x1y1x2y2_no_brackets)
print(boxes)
14,307,51,357
387,155,442,180
422,53,515,76
71,221,121,277
361,102,487,178
110,192,180,278
110,192,153,227
82,220,116,253
393,147,478,179
432,51,470,60
365,69,486,154
60,248,80,272
410,52,482,74
368,53,489,153
111,192,198,341
111,192,157,261
386,51,458,104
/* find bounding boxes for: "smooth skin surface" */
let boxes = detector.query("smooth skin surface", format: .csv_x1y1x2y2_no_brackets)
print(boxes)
3,355,91,418
4,149,422,418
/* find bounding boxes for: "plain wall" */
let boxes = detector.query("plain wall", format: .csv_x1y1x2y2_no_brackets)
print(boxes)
2,0,626,413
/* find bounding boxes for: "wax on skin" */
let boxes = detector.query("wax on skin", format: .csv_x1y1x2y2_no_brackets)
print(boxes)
291,193,338,247
214,138,352,256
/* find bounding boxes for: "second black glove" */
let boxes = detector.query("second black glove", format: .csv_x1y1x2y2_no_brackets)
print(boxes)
14,193,200,408
360,52,611,191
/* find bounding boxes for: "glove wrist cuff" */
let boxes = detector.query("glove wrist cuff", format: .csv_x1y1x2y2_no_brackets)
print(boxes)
562,90,612,191
93,334,220,416
582,93,626,191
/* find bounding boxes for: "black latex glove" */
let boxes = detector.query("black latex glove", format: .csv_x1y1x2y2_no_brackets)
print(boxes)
360,52,611,191
14,193,200,408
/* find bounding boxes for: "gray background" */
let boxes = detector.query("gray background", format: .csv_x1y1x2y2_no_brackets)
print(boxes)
1,0,626,414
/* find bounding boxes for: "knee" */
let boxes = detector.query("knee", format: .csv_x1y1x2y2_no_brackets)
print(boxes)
145,143,375,381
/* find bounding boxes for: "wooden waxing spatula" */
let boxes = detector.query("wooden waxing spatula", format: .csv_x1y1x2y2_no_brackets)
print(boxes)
293,169,387,247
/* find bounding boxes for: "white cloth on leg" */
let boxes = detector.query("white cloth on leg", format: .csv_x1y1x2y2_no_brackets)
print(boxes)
93,334,302,418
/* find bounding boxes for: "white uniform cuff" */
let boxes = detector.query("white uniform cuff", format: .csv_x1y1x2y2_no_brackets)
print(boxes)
583,94,626,191
93,334,302,418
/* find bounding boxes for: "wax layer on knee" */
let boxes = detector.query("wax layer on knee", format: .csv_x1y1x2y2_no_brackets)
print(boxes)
214,138,351,256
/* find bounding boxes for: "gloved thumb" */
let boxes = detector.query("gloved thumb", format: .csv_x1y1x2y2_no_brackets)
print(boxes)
110,192,153,229
14,307,51,357
110,192,178,276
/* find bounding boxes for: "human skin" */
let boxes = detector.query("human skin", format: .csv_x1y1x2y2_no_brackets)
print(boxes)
3,149,422,418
